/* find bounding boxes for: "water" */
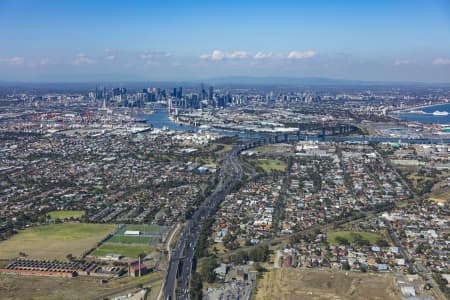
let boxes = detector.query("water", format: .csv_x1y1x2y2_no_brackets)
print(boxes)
138,111,450,144
137,111,198,131
136,111,266,140
396,103,450,125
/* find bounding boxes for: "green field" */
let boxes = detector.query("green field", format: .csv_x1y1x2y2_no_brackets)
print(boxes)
327,231,383,246
108,235,153,244
249,158,288,173
118,224,160,234
0,223,116,260
91,243,151,258
47,210,85,220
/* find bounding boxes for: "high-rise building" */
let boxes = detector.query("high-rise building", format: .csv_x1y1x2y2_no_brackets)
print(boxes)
200,83,206,100
209,86,214,101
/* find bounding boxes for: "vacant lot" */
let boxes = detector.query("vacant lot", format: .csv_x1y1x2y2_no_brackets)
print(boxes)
47,210,85,220
327,231,382,246
91,243,151,258
0,223,115,260
255,268,400,300
0,271,163,300
429,188,450,204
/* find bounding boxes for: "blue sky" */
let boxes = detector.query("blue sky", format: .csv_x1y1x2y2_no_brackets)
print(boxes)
0,0,450,82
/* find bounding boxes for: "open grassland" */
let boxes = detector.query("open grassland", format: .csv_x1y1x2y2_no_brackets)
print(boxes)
252,144,293,157
146,280,163,300
255,268,400,300
0,223,115,260
248,158,288,173
47,210,85,220
91,243,152,258
327,231,382,246
0,271,163,300
202,143,233,155
429,188,450,203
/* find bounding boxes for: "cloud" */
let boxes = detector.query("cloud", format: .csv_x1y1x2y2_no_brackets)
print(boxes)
29,58,53,67
38,58,51,65
210,50,225,60
228,51,250,59
254,52,273,59
200,49,319,61
394,59,416,65
140,51,171,60
287,50,316,59
201,50,250,60
104,55,116,60
72,54,96,65
0,57,25,65
432,57,450,65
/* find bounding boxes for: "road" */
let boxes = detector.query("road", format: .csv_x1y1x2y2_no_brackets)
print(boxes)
163,147,243,300
388,223,448,300
163,136,431,300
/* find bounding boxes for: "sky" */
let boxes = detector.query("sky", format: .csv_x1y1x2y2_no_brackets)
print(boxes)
0,0,450,82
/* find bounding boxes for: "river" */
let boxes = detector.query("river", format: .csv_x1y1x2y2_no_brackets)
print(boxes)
136,111,266,139
137,111,450,144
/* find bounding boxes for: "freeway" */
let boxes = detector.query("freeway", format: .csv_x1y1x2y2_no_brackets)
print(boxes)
163,147,243,300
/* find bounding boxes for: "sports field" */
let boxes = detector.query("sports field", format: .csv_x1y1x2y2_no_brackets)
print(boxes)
117,224,160,234
47,210,85,220
108,235,155,244
91,243,151,258
0,223,116,260
106,224,162,244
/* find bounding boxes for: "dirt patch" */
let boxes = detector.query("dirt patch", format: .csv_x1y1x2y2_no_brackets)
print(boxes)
0,272,162,300
255,268,400,300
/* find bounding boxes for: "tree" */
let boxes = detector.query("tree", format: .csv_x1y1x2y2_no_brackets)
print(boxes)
190,272,203,300
335,236,350,246
376,239,389,247
248,245,269,262
341,261,351,270
200,257,218,283
232,250,248,264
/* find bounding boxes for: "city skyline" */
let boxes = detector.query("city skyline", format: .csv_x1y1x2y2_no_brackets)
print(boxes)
1,0,450,82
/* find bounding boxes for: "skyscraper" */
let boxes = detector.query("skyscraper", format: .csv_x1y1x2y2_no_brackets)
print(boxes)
209,86,214,101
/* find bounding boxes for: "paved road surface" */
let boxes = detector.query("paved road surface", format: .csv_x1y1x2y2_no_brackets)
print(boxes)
163,147,243,300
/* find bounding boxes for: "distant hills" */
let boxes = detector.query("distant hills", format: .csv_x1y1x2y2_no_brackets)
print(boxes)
0,77,448,88
204,76,427,86
206,76,368,86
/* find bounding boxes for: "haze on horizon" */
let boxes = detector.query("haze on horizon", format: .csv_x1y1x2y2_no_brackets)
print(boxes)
1,0,450,83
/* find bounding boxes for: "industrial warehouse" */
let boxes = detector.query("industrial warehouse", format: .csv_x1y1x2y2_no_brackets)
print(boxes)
0,259,123,278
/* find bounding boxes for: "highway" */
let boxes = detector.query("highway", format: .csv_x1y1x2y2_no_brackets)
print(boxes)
163,147,243,300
